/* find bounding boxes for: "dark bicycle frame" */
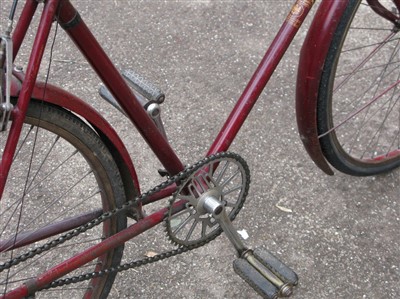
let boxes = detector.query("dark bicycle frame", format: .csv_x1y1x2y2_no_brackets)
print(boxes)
1,0,399,297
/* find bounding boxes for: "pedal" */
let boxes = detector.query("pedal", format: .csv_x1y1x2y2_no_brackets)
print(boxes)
252,248,298,286
234,248,298,298
199,194,298,298
98,69,168,140
122,69,165,104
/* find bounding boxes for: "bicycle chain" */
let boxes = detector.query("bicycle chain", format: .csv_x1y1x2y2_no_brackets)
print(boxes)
0,152,247,292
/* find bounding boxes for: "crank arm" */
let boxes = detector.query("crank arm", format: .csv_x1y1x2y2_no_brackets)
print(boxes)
202,196,298,298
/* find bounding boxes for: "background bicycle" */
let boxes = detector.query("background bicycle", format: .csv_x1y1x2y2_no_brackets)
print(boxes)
1,1,399,298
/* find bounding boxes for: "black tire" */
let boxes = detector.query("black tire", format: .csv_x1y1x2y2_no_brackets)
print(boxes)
317,0,400,176
0,100,127,298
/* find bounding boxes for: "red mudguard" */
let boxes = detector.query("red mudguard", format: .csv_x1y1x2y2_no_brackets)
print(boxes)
10,73,141,197
296,0,351,175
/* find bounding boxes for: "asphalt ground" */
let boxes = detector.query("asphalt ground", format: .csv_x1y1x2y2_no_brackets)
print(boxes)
1,1,399,298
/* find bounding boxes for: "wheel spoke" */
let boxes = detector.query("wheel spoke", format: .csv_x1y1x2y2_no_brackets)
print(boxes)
334,32,396,93
319,78,400,138
317,0,400,175
1,101,127,297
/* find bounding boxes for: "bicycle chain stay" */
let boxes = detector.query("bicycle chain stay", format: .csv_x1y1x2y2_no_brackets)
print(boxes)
0,152,249,293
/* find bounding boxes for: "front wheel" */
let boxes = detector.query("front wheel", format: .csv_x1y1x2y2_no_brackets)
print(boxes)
317,0,400,176
0,100,127,298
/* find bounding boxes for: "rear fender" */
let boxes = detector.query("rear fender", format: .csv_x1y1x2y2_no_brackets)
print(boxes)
11,74,141,209
296,0,351,175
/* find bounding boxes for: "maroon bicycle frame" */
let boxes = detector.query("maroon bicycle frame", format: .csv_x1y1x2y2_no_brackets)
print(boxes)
2,0,377,297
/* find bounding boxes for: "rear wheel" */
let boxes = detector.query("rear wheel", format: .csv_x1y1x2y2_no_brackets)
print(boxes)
0,100,127,298
317,0,400,176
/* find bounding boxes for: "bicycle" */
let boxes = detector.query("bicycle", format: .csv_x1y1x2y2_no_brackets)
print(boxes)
0,0,399,298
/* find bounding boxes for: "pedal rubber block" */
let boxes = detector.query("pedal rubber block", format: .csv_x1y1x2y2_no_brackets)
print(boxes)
233,258,279,299
253,248,298,286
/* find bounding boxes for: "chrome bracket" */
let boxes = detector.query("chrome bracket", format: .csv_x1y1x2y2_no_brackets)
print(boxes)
0,35,14,131
201,193,248,256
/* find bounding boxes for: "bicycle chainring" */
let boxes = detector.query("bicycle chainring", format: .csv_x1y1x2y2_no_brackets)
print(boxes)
165,152,250,247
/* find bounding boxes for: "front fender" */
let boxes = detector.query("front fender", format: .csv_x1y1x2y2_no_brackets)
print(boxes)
296,0,351,175
11,74,141,202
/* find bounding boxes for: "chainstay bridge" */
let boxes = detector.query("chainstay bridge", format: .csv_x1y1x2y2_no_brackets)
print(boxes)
0,152,249,293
